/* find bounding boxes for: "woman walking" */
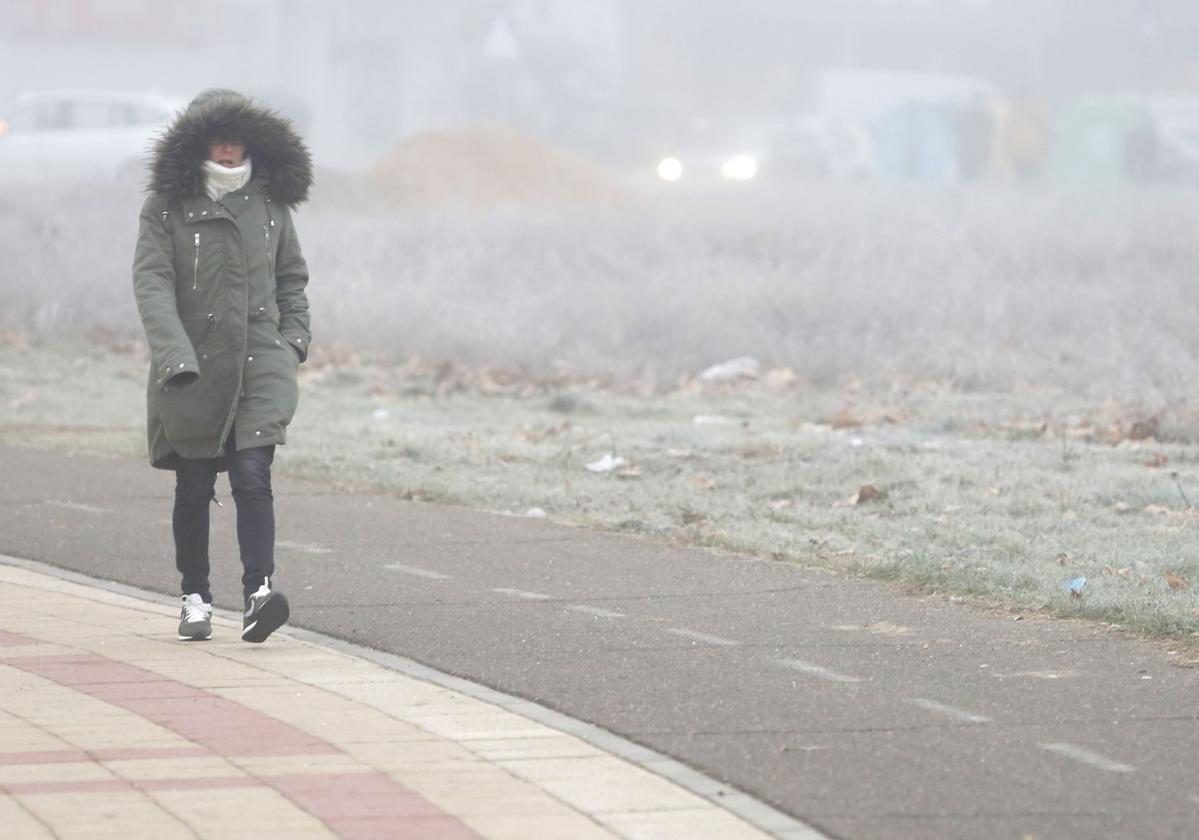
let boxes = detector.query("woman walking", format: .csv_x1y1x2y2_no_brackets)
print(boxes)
132,89,312,643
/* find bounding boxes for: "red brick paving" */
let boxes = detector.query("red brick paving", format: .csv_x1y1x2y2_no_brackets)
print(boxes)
1,648,483,839
0,630,37,646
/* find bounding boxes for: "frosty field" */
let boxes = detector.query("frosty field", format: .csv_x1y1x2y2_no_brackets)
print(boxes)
3,335,1199,641
4,173,1199,640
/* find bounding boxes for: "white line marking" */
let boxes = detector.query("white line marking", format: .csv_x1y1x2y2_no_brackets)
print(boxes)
667,627,739,647
44,500,108,514
384,564,450,580
1039,743,1136,773
775,658,862,684
905,697,991,724
567,605,625,618
277,540,334,554
493,588,552,600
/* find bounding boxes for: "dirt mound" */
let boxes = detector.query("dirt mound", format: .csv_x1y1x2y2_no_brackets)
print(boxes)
366,124,625,210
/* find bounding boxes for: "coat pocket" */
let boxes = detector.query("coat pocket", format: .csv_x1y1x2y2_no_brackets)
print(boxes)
156,347,237,444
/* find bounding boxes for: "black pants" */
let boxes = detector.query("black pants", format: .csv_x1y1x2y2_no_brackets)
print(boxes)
174,434,275,605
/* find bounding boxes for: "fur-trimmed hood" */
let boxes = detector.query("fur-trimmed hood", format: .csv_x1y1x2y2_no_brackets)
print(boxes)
148,89,312,206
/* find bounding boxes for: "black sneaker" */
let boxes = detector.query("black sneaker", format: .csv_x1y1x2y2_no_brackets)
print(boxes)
242,578,289,643
178,593,213,641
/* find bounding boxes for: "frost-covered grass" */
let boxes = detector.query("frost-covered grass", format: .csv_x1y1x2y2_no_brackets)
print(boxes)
2,338,1198,640
6,177,1199,638
6,177,1199,396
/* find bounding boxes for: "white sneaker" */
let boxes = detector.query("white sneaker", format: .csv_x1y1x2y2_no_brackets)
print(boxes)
242,578,289,643
178,593,213,641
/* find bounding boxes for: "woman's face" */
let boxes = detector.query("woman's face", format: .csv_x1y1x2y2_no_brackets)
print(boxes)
207,140,246,168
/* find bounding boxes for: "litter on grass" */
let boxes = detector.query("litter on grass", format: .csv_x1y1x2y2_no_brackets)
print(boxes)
699,357,760,382
585,453,626,473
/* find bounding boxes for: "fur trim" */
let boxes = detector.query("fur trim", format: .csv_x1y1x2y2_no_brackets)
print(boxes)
148,90,311,206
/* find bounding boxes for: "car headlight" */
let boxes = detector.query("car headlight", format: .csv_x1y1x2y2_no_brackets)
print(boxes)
721,154,757,181
657,157,683,182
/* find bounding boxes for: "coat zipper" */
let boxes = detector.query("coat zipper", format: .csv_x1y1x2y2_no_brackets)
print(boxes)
192,233,200,290
263,224,273,272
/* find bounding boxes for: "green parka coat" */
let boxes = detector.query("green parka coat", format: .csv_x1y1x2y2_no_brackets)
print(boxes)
133,90,312,470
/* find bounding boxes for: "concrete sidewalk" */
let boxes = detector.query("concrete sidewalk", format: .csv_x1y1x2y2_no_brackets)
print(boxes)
0,561,804,840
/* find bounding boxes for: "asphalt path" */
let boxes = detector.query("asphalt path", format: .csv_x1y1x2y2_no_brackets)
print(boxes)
2,444,1198,840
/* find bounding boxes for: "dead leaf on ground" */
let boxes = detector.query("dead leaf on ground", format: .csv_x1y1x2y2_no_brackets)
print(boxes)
855,484,880,505
763,367,798,389
1166,570,1190,591
616,467,642,479
1056,552,1069,566
1128,416,1160,441
1144,452,1169,468
693,477,716,490
829,409,863,430
1143,504,1171,516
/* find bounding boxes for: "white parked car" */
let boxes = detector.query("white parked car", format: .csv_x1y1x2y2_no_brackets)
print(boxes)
0,89,183,182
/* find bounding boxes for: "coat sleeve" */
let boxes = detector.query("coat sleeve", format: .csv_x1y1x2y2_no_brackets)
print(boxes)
274,205,312,363
132,195,199,390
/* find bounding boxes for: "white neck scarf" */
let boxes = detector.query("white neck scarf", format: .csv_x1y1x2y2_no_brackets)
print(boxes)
202,155,252,201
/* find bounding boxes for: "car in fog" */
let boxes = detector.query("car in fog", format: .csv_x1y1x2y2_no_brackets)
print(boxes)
651,114,873,186
0,89,182,182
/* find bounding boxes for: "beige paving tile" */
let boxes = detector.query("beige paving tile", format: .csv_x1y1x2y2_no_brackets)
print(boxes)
599,808,773,840
407,708,552,740
401,766,589,818
213,645,337,669
465,735,607,762
340,737,482,770
211,686,436,746
0,643,84,658
229,752,380,777
18,791,189,839
103,755,243,782
150,787,338,839
53,730,193,753
69,636,210,663
0,723,73,752
136,655,298,688
382,693,500,716
252,656,409,686
0,760,118,785
463,812,620,840
498,756,709,815
0,792,56,839
322,677,480,710
1,567,772,839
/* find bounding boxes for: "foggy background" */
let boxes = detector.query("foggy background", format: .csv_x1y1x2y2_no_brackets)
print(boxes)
4,0,1199,396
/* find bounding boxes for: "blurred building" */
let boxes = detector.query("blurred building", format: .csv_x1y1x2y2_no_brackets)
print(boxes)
2,0,1198,169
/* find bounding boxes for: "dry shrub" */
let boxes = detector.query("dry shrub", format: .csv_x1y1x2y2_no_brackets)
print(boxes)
6,167,1199,400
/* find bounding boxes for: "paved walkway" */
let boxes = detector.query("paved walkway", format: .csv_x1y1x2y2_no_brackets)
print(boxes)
5,444,1199,839
0,561,797,840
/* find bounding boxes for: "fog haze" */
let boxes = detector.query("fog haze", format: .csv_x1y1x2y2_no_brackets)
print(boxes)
3,0,1199,395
